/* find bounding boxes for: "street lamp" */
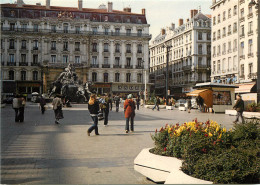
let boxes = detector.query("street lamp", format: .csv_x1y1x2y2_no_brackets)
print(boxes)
163,43,172,105
249,0,260,102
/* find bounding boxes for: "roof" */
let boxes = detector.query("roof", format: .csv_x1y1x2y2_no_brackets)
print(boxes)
235,84,256,93
205,14,211,19
186,89,210,96
1,3,143,16
194,82,238,89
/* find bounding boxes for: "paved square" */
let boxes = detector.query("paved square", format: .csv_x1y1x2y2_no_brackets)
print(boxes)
1,103,235,184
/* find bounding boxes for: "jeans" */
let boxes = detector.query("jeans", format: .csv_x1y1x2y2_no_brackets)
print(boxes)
19,107,24,122
152,104,159,111
88,116,99,135
125,117,134,131
41,105,45,114
137,104,140,110
116,103,119,112
235,111,245,123
14,108,19,122
104,111,109,125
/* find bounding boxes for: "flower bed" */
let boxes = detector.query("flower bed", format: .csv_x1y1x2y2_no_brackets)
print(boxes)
150,119,259,184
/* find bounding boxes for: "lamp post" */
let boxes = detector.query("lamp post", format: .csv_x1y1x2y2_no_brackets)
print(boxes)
249,0,259,102
163,43,172,105
141,60,145,99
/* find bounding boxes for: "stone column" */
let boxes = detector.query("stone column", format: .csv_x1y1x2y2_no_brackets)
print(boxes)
99,40,103,68
132,41,137,68
28,39,32,65
121,41,126,68
110,40,114,68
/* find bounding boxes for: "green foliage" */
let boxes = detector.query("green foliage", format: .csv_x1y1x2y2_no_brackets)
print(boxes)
151,119,260,184
246,102,260,112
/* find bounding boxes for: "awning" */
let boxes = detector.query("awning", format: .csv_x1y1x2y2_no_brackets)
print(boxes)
186,89,209,96
235,84,256,93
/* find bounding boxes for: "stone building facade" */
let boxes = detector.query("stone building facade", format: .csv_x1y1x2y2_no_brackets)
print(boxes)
1,0,151,99
149,10,211,98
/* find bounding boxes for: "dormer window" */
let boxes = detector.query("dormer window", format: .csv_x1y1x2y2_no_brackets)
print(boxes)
104,15,108,22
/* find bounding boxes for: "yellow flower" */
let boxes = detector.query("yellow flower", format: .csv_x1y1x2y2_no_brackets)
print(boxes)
209,132,213,137
216,126,220,132
218,133,222,139
223,128,227,133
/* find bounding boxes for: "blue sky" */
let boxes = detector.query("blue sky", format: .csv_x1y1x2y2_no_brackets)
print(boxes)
2,0,212,40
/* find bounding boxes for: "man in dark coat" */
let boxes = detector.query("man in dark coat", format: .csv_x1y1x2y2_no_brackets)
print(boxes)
233,94,245,124
39,95,46,114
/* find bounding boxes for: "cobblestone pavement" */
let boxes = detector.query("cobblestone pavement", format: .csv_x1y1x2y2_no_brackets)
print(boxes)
1,103,235,184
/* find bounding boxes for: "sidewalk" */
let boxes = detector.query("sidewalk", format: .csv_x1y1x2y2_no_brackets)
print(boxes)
1,104,235,184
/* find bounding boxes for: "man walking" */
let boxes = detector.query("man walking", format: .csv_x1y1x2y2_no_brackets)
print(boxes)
114,94,120,112
233,94,245,124
152,96,160,111
39,95,46,114
12,95,21,122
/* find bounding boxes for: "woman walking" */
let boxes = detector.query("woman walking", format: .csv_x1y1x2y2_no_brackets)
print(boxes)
87,94,100,136
52,94,63,124
136,96,140,110
19,96,26,122
124,94,136,133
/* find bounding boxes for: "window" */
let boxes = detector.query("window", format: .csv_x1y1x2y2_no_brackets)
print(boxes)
248,21,253,33
137,73,142,83
115,57,120,65
233,56,237,69
75,56,80,63
51,55,56,63
92,27,97,34
217,29,221,39
105,28,109,35
104,73,108,82
223,27,226,37
75,42,80,51
115,73,120,82
9,54,15,63
137,29,142,36
9,39,15,49
63,55,68,63
213,46,216,56
217,60,221,71
51,25,56,32
241,25,245,36
222,59,226,70
126,73,131,82
233,39,237,51
21,24,27,31
217,14,221,23
50,41,56,50
241,64,244,76
234,5,237,15
207,45,211,54
198,45,203,55
104,57,109,64
198,32,202,40
228,41,231,52
228,25,231,35
223,11,226,21
115,28,120,35
104,15,108,22
126,44,131,53
137,58,143,67
63,41,68,51
33,71,38,81
241,8,244,17
248,5,253,14
240,42,244,55
213,32,216,40
21,40,26,49
10,23,15,31
248,39,253,54
137,44,142,53
213,16,216,25
233,22,237,33
21,71,26,81
198,57,202,65
126,57,131,66
33,40,38,50
115,43,120,52
249,63,253,75
92,43,97,52
9,70,14,80
21,54,26,63
126,29,131,36
213,61,216,72
228,8,231,18
75,26,80,34
92,56,97,64
104,43,109,52
223,43,226,54
217,45,221,55
33,24,38,32
92,72,97,82
63,23,68,33
207,33,211,40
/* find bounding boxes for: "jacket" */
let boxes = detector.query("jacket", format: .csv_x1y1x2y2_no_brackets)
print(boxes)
52,97,63,110
233,99,244,112
88,100,99,115
124,99,136,118
12,98,20,109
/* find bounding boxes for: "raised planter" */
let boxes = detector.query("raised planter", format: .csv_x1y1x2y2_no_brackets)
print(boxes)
134,148,212,184
144,105,166,109
225,110,260,119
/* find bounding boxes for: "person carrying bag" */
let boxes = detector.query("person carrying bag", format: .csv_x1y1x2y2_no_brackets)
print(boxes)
124,94,136,133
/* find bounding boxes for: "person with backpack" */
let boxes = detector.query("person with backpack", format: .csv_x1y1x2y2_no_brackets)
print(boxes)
87,94,100,136
124,94,136,133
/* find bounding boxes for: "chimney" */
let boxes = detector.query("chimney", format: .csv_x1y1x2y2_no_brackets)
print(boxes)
46,0,50,9
193,9,198,16
171,23,175,30
186,18,189,22
212,0,216,4
190,9,194,18
179,19,183,26
142,8,146,15
17,0,23,7
78,0,83,11
161,28,166,35
107,2,113,12
123,7,131,13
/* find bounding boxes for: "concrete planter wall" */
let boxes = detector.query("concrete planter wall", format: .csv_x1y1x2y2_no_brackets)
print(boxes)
134,148,212,184
225,110,260,119
144,105,166,109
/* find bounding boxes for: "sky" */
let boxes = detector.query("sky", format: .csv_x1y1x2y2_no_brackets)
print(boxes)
2,0,212,40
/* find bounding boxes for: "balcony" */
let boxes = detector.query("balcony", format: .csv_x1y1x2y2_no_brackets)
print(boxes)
90,64,99,68
222,34,226,37
240,75,245,79
195,65,208,71
248,72,257,79
240,33,245,38
33,47,38,50
248,53,254,58
233,29,237,33
19,62,28,66
125,65,133,69
75,48,80,51
182,65,192,71
239,17,245,22
217,36,221,40
248,30,253,36
247,13,253,19
113,64,121,68
240,0,245,4
103,49,109,53
227,31,231,36
233,67,237,71
51,47,56,51
126,50,131,53
31,62,40,66
136,65,144,69
102,64,110,68
240,55,245,59
233,48,237,52
7,62,16,66
63,48,68,51
115,49,120,53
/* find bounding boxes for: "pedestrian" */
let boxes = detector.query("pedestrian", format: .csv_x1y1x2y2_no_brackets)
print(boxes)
114,94,120,112
87,94,100,136
136,96,140,110
18,96,26,122
152,96,160,111
108,94,113,111
187,97,192,113
103,94,111,126
39,95,46,114
52,94,63,124
12,95,21,122
124,94,136,133
233,94,245,124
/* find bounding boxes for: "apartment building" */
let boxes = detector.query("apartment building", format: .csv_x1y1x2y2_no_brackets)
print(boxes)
1,0,151,98
150,10,211,97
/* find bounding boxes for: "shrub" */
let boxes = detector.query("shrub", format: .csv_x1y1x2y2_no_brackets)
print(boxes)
151,119,260,184
246,102,260,112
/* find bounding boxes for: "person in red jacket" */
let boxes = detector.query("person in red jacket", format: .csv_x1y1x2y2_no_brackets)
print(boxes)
124,94,136,133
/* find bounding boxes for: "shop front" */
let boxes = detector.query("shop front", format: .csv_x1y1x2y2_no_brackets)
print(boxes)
92,83,112,95
17,81,42,100
2,80,16,98
112,84,147,98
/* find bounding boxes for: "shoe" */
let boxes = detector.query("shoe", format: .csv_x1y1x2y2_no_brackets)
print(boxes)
55,121,59,124
87,131,90,136
130,130,134,133
125,130,129,133
233,121,237,124
95,133,100,135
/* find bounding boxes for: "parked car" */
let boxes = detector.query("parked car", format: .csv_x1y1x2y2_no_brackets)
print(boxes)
175,99,187,108
3,97,14,104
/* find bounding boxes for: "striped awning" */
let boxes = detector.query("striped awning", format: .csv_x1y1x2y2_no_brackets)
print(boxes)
235,84,256,93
